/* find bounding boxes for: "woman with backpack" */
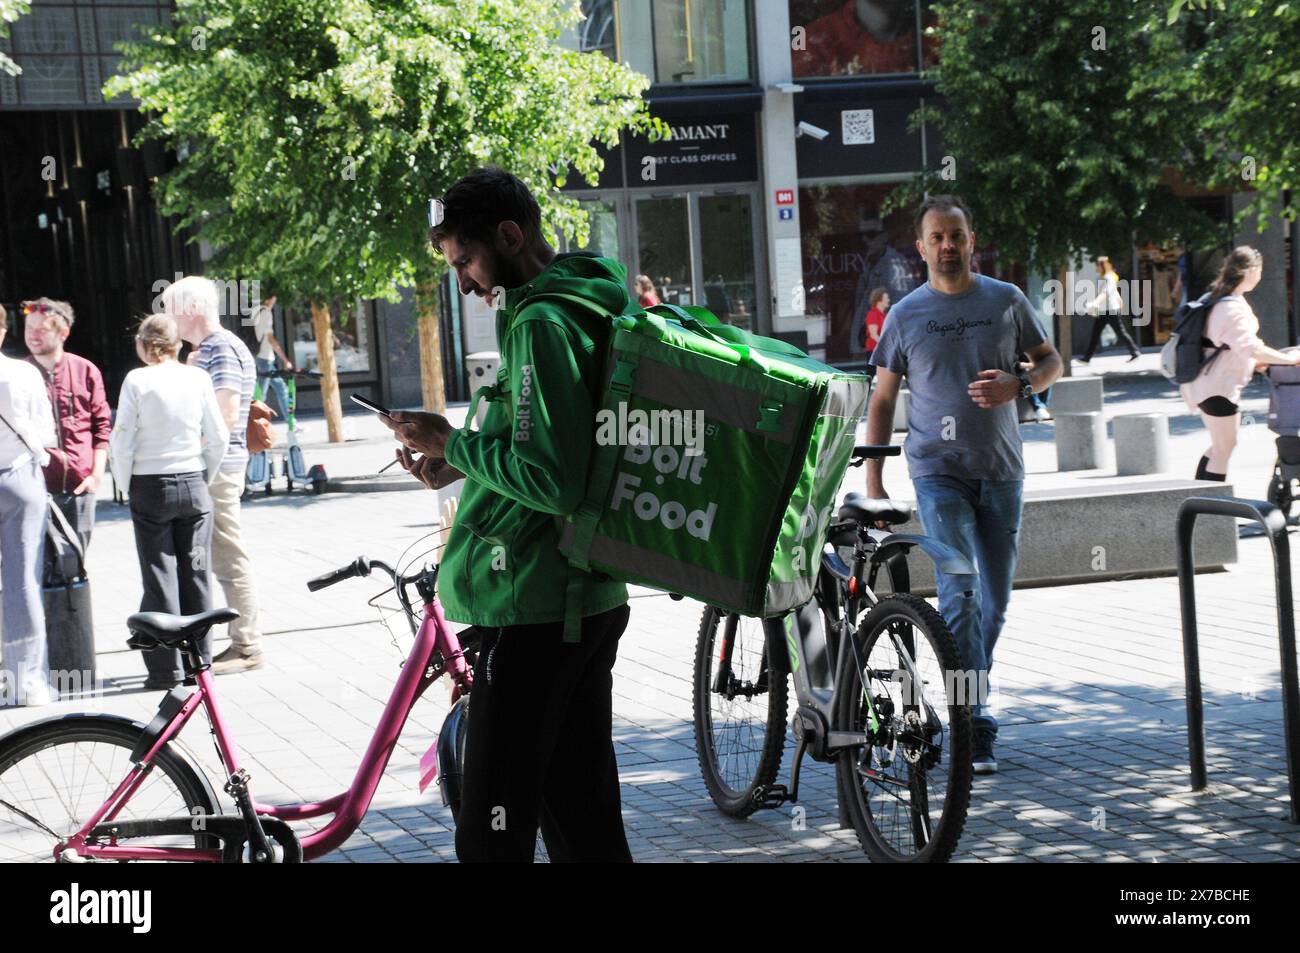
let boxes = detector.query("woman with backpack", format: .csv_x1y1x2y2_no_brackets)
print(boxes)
110,314,229,689
1180,246,1300,481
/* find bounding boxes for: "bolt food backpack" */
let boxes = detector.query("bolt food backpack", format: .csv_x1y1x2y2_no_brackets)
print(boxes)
477,295,871,641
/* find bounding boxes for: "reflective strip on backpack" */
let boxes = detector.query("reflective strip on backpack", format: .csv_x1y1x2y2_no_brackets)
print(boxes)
619,354,800,444
559,522,751,609
764,576,817,614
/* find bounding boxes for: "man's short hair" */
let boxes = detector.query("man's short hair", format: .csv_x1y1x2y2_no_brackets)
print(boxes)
21,297,74,330
913,194,974,237
428,165,542,251
163,276,220,323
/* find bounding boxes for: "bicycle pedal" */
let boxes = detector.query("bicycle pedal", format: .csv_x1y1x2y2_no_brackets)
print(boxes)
751,784,792,809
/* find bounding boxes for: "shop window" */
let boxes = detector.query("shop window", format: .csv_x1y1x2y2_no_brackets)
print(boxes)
789,0,926,79
798,181,922,365
291,300,373,375
563,0,750,85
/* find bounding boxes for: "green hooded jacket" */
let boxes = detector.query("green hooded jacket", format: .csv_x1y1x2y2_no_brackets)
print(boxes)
439,252,630,627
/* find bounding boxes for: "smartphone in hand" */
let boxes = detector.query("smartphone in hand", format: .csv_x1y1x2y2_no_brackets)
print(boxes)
350,393,392,418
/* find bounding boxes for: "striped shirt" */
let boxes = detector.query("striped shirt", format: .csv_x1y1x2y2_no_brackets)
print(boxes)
195,327,255,473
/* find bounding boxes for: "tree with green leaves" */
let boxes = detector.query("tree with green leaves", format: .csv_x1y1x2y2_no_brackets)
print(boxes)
893,0,1226,278
1,0,30,76
1157,0,1300,229
107,0,664,440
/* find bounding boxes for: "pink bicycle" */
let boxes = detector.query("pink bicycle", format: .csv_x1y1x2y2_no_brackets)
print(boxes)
0,550,481,863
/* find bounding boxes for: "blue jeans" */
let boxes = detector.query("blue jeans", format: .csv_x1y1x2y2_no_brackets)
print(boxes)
256,358,291,419
911,475,1023,733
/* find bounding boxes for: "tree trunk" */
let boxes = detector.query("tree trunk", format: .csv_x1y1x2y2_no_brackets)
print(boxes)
1057,265,1073,377
416,277,446,414
311,299,345,443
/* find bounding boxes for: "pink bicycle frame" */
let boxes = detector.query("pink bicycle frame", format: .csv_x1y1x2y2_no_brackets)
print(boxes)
57,596,472,863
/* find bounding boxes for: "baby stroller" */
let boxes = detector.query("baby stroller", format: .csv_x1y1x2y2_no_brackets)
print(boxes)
1266,361,1300,520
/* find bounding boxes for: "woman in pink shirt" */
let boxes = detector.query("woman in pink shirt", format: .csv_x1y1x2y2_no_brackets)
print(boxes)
1180,246,1300,480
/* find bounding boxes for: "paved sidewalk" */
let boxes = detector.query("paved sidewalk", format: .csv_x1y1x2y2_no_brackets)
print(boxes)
2,477,1297,862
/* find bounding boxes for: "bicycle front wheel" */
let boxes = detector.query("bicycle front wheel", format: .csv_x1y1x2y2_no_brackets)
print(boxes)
0,716,218,863
692,607,789,817
833,594,973,862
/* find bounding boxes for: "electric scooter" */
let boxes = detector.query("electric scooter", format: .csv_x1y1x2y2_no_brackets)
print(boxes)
246,369,328,496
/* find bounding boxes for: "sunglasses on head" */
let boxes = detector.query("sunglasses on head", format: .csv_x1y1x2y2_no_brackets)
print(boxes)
22,302,68,322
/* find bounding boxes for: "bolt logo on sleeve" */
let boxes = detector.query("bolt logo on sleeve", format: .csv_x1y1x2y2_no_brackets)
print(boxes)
514,364,533,442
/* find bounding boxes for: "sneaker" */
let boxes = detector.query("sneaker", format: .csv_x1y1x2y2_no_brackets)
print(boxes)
211,645,265,676
1033,406,1052,423
1127,352,1141,363
973,726,998,775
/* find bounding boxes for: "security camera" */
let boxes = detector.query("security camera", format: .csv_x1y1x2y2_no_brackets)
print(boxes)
796,121,830,141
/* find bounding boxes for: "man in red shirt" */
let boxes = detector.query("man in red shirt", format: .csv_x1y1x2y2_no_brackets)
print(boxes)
22,298,112,551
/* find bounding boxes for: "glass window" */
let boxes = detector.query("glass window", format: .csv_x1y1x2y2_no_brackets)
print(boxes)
698,194,756,328
636,195,693,306
291,300,373,375
797,182,922,366
569,199,621,260
790,0,921,79
562,0,750,85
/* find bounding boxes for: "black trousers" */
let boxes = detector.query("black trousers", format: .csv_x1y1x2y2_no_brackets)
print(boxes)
129,473,214,682
1082,311,1140,360
455,603,633,863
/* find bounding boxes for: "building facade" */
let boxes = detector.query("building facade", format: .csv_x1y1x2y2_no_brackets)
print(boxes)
3,0,1295,412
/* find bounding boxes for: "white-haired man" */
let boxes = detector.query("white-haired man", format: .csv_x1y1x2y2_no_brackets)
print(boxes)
163,277,264,675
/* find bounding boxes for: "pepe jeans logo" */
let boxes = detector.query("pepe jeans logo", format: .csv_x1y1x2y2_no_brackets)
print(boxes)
610,442,716,540
926,318,993,338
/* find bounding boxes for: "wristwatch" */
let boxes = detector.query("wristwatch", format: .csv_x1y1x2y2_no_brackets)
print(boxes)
1015,368,1034,399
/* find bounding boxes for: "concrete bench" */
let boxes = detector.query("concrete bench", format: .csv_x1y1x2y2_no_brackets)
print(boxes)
877,479,1239,597
1055,411,1107,471
1114,413,1170,476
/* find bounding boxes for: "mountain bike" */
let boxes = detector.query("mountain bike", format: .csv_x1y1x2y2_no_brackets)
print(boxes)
693,445,977,862
0,538,521,863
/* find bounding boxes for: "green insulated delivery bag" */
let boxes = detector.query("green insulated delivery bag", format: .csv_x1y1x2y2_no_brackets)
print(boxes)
536,296,870,630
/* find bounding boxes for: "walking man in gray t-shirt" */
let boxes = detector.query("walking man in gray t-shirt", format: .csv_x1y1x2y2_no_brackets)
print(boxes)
866,195,1062,774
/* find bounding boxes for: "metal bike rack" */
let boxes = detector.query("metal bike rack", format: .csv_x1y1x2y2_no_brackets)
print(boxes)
1176,496,1300,824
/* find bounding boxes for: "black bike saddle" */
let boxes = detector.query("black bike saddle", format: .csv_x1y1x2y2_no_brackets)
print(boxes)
839,492,913,526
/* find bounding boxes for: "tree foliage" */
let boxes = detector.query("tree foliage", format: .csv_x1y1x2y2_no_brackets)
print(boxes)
0,0,30,76
890,0,1227,272
1158,0,1300,228
105,0,666,307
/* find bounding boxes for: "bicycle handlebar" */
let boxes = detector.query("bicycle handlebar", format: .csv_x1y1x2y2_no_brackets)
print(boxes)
306,556,372,592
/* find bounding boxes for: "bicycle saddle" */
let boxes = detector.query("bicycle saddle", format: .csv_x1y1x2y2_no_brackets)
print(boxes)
127,608,241,649
839,492,913,526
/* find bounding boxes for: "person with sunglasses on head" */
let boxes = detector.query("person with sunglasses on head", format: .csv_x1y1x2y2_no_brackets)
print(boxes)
20,298,112,552
0,303,59,706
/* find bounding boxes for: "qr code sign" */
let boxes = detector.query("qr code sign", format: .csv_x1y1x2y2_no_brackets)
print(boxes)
841,109,875,145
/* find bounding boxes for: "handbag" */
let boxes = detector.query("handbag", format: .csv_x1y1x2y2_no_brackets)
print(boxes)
0,409,85,585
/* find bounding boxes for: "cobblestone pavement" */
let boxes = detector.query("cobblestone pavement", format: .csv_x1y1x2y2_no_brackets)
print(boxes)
3,482,1298,863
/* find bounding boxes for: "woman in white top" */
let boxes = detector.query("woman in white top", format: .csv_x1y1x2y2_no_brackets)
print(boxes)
111,314,229,689
1080,255,1141,363
1180,246,1300,481
0,304,58,706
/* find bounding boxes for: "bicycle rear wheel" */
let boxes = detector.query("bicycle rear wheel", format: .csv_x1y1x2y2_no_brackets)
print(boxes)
833,594,973,862
0,716,218,862
692,607,789,817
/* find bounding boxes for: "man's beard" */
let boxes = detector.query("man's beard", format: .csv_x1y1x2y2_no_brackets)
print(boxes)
935,256,964,274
